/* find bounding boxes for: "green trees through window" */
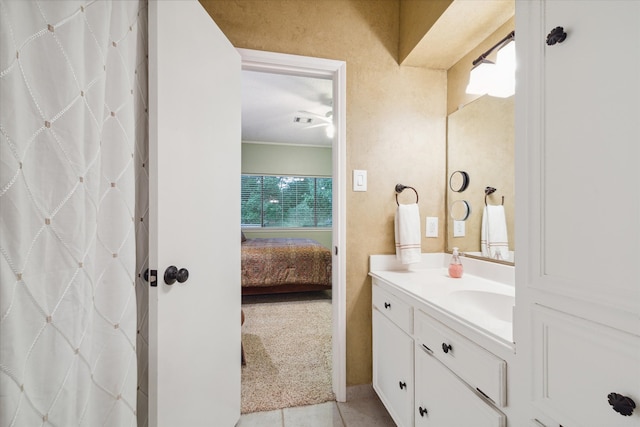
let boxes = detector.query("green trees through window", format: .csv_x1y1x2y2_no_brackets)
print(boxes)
241,175,332,228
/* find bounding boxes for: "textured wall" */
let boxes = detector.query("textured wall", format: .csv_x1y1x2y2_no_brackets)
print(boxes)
398,0,453,64
447,96,515,254
201,0,447,386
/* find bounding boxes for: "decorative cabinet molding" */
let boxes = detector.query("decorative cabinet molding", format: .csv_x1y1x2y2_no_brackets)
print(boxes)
532,305,640,426
517,0,640,322
515,1,640,426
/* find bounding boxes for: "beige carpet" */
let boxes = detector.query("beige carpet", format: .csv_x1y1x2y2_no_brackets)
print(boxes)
241,291,334,414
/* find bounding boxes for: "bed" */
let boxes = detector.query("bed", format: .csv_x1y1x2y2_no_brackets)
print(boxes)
241,237,332,295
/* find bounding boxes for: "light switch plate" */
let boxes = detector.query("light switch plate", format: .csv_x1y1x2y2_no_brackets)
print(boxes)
426,217,438,237
353,170,367,191
453,220,466,237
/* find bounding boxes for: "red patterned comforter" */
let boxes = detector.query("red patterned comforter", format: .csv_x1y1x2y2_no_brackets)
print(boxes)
241,238,332,288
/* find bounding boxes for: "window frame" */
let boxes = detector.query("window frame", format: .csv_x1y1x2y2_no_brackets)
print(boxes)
241,174,333,230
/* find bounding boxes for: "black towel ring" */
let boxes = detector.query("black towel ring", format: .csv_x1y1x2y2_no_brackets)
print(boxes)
395,184,419,206
484,186,504,206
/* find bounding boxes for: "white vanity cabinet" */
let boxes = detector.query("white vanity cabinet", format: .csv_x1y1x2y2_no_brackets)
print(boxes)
372,285,414,427
516,1,640,425
372,278,509,426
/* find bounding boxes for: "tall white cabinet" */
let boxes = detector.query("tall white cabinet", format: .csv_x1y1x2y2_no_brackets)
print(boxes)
515,1,640,426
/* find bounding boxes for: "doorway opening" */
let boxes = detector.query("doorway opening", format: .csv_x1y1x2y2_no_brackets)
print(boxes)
239,49,347,407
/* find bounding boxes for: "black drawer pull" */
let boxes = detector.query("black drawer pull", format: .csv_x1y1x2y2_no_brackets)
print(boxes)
398,381,407,390
442,343,452,354
418,406,428,417
546,26,567,45
384,302,391,309
608,392,636,416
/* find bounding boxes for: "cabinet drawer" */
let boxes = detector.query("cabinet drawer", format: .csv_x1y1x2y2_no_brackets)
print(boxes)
373,282,413,334
532,305,640,426
415,310,506,406
415,345,506,427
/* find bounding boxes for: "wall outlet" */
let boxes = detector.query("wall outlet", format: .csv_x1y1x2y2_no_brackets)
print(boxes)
453,220,465,237
426,217,438,237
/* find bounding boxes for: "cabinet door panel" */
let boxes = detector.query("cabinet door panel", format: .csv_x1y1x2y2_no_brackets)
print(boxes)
521,0,640,320
373,309,414,427
415,310,507,407
532,305,640,426
415,346,505,427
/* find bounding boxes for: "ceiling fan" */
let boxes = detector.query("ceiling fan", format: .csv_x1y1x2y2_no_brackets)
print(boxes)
294,110,335,138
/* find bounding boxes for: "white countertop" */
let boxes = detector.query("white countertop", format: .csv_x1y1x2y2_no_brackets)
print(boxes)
369,254,515,348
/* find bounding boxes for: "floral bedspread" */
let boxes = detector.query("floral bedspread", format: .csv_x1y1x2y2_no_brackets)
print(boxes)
241,238,332,287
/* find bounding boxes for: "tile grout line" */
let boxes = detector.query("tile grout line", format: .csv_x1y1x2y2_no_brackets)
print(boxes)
335,401,347,427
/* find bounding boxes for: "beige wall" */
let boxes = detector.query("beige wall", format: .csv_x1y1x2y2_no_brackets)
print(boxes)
398,0,453,64
202,0,446,386
446,96,515,253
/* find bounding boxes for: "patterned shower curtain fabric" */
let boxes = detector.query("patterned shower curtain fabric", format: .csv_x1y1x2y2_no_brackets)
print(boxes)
0,1,147,426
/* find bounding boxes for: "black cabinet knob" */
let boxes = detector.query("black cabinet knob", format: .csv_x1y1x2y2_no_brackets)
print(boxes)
608,392,636,416
418,406,428,417
398,381,407,390
384,302,391,309
546,26,567,45
164,266,189,285
442,343,452,354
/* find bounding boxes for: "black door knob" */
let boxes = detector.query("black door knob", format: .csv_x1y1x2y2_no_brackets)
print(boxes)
442,343,452,354
608,392,636,416
164,266,189,285
546,26,567,45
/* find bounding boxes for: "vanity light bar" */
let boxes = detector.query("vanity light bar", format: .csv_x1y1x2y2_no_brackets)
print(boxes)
472,30,515,67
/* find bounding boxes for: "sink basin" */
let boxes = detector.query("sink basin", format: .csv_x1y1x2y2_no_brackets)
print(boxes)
436,289,515,324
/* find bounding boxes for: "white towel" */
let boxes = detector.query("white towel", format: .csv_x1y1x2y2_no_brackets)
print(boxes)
481,205,509,260
395,203,421,265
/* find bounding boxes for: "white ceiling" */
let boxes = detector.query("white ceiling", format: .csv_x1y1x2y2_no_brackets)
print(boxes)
241,70,334,147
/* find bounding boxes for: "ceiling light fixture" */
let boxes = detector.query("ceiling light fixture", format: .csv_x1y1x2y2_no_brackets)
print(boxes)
465,30,515,98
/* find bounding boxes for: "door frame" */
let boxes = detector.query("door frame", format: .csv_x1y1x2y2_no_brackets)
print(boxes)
238,48,347,402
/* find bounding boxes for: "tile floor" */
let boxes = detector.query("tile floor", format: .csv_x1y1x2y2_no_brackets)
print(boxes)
236,385,396,427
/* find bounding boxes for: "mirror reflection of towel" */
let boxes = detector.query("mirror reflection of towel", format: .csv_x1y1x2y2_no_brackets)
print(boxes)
395,203,421,264
481,205,509,260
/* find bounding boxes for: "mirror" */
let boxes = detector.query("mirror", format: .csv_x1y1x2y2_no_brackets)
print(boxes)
446,95,515,264
449,170,469,192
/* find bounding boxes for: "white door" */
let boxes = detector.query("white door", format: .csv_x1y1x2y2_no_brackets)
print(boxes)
148,1,241,426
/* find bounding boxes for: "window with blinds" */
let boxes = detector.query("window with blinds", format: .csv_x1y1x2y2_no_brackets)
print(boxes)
241,175,332,228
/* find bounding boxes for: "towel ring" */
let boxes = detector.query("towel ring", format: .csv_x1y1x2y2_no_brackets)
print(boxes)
395,184,419,206
485,186,504,206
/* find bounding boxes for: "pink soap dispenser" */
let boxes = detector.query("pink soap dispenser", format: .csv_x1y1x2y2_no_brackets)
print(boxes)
448,247,463,278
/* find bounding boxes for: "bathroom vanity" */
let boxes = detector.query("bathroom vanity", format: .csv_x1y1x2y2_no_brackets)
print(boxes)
369,254,516,427
515,1,640,426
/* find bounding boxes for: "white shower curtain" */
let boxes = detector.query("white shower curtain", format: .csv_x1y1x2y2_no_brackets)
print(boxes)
0,1,148,426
